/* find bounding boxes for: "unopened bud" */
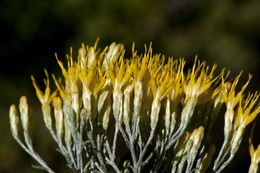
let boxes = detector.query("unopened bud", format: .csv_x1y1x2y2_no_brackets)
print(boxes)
97,91,109,113
19,96,29,133
9,105,19,139
19,96,32,145
53,97,63,141
133,81,143,123
113,90,122,121
123,86,132,125
103,106,111,130
103,43,123,70
87,47,95,69
42,103,52,131
186,126,204,171
164,99,171,133
190,126,204,152
150,94,161,129
82,86,92,112
78,46,86,68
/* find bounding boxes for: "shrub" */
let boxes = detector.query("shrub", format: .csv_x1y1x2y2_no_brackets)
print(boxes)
9,41,260,173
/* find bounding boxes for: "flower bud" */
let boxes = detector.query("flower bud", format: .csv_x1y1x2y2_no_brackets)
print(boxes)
53,97,63,141
164,99,171,134
133,81,143,122
82,86,91,112
113,90,122,121
97,91,109,113
103,43,124,70
78,46,86,68
190,126,204,155
185,126,204,172
19,96,32,145
9,104,19,139
42,103,52,132
19,96,29,133
123,86,132,125
87,47,95,69
102,106,111,130
150,94,161,129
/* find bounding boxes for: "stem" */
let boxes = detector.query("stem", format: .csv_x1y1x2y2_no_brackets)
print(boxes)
15,137,55,173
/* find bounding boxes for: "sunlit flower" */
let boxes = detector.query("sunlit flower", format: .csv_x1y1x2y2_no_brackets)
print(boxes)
9,41,260,173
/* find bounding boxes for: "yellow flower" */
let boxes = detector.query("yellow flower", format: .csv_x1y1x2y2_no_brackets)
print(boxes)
31,70,57,131
149,57,185,99
9,41,260,173
31,70,57,105
184,58,218,101
222,73,251,109
235,92,260,129
249,132,260,173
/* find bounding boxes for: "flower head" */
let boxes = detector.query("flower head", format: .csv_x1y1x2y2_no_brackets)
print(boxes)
9,41,260,173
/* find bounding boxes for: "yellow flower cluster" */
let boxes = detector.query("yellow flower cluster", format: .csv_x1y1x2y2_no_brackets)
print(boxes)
32,43,258,127
9,41,260,173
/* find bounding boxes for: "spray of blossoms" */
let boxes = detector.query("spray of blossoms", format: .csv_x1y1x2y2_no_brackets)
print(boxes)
9,41,260,173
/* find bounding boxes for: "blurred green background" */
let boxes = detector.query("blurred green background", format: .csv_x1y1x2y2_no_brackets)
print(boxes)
0,0,260,172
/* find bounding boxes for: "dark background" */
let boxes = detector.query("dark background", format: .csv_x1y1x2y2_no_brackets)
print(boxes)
0,0,260,172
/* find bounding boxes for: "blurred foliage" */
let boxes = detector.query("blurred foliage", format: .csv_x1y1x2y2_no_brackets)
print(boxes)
0,0,259,172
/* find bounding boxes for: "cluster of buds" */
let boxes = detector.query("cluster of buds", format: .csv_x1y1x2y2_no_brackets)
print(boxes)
9,41,260,173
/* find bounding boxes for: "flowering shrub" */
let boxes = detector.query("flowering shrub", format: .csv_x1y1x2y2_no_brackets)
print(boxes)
9,41,260,173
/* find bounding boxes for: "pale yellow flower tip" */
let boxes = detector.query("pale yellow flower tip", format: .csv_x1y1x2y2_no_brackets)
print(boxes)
9,104,19,139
